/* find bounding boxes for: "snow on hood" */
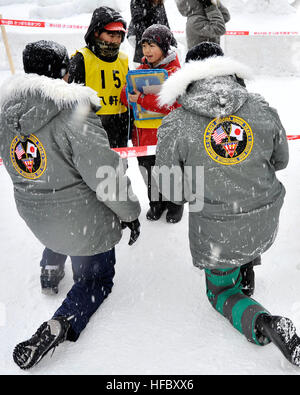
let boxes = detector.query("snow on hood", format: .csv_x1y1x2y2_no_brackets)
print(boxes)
179,75,250,118
159,56,253,118
0,73,100,137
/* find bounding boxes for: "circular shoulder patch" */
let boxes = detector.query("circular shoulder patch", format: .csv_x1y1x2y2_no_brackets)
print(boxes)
10,134,47,179
204,116,253,165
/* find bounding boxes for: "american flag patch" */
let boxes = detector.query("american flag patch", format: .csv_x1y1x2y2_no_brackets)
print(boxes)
15,143,25,160
212,126,228,144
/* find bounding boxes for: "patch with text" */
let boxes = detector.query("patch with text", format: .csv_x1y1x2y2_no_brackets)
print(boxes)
204,116,253,165
10,134,47,179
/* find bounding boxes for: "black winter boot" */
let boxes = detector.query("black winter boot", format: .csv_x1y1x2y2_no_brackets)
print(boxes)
13,316,70,370
240,256,261,297
256,314,300,367
40,265,65,294
240,262,255,296
166,203,184,224
146,202,167,221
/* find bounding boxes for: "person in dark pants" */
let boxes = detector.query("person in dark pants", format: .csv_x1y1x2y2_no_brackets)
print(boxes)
53,249,116,341
136,155,166,218
0,40,141,369
39,247,116,341
156,41,300,367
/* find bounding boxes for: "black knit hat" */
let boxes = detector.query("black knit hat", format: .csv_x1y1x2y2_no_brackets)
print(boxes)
185,42,224,63
23,40,70,79
141,24,175,55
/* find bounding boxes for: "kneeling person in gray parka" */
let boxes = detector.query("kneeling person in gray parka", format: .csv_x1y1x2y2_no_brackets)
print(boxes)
0,40,141,369
155,41,300,367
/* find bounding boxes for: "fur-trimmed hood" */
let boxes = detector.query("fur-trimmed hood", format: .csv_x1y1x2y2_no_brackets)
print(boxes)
159,56,253,118
0,73,100,137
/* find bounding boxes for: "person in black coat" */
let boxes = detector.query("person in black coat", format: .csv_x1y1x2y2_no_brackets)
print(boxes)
128,0,177,63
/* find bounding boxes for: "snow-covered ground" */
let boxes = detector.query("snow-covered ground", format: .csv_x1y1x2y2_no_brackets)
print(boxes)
1,0,300,376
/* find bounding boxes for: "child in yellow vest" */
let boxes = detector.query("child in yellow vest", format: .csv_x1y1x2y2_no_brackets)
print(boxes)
68,6,131,148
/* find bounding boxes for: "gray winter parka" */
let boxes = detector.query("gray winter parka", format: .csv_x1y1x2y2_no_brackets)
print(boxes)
0,74,141,256
156,56,288,269
175,0,230,49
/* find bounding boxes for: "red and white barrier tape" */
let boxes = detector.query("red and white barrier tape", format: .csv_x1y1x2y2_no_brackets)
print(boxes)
287,135,300,140
113,145,156,159
0,18,300,36
226,30,300,36
0,137,299,164
114,135,300,158
0,18,88,30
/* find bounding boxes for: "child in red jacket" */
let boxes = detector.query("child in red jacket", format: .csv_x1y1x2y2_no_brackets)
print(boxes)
121,24,183,223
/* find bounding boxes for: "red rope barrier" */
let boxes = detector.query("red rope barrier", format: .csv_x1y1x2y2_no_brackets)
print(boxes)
287,135,300,140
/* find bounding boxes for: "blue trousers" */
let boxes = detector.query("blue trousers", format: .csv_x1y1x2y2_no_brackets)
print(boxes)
40,247,116,341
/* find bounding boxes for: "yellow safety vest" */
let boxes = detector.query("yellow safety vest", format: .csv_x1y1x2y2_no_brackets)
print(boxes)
78,47,128,116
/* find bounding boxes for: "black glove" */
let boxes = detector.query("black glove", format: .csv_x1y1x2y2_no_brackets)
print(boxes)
121,219,141,246
199,0,212,7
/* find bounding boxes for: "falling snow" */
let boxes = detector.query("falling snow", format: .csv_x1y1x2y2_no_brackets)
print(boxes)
0,0,300,376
